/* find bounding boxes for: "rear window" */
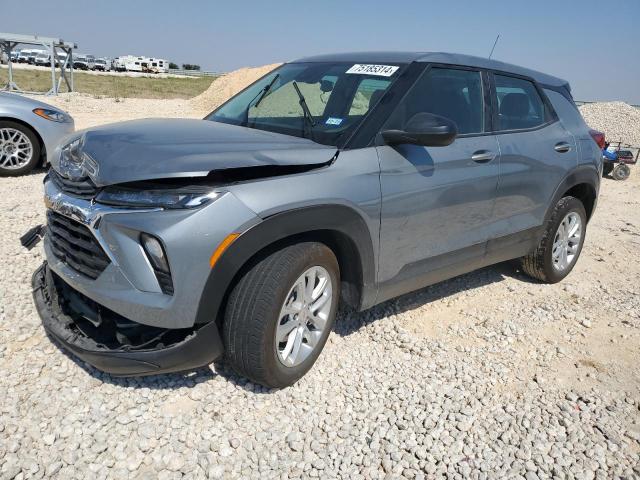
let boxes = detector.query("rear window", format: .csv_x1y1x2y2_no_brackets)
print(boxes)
494,74,547,131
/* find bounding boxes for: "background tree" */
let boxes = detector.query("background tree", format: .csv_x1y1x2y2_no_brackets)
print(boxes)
182,64,201,71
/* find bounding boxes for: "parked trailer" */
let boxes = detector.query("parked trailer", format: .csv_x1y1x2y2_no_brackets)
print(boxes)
112,55,169,73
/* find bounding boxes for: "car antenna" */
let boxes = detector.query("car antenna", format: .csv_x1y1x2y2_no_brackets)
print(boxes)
489,34,500,59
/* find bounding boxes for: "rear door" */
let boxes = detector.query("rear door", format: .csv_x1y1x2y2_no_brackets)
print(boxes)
490,73,577,238
376,66,500,292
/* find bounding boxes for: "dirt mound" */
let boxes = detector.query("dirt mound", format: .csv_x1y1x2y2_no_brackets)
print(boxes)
190,63,282,116
579,101,640,146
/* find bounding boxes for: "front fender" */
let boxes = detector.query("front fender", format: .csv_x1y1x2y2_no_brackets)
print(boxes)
194,204,377,325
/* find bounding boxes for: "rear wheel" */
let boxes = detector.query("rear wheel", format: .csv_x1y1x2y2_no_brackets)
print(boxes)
223,242,340,388
612,163,630,181
521,196,587,283
0,121,41,176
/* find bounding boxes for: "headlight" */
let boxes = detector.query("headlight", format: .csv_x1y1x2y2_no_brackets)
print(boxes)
33,108,71,123
95,185,222,209
58,136,97,180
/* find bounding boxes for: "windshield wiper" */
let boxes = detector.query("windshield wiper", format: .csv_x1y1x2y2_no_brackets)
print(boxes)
254,73,280,108
242,74,280,126
292,81,316,140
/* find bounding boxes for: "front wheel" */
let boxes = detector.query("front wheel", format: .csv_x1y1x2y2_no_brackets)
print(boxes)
0,121,41,176
223,242,340,388
521,196,587,283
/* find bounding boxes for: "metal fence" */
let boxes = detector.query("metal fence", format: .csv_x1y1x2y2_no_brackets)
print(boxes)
168,69,223,77
575,100,640,109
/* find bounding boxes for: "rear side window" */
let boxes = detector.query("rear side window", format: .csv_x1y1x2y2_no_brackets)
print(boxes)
494,74,547,131
384,67,484,135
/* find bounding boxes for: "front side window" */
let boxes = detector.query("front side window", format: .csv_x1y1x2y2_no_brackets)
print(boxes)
207,62,404,147
383,67,484,135
494,74,546,131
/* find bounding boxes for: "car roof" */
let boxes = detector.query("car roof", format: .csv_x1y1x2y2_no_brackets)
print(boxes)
292,51,569,89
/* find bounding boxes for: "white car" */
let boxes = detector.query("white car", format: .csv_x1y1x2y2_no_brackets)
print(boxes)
92,58,110,72
0,93,75,175
34,54,51,66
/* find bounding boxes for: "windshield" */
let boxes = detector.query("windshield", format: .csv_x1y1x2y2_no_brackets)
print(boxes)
207,62,404,147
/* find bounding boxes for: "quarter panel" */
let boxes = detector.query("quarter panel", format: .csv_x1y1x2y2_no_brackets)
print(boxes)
544,89,601,172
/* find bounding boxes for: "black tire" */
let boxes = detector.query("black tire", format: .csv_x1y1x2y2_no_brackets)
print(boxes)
521,196,587,283
602,162,614,177
0,120,41,176
223,242,340,388
612,164,630,181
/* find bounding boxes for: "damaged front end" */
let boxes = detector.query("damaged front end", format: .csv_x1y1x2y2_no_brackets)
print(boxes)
32,262,223,376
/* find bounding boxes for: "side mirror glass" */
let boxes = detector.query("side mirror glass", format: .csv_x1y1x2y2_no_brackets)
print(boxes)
381,112,458,147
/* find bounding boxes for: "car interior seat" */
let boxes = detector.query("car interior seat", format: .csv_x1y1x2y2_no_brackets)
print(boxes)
499,92,533,130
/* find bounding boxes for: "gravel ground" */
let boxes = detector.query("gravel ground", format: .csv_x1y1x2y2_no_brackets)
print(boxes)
580,102,640,147
1,100,639,479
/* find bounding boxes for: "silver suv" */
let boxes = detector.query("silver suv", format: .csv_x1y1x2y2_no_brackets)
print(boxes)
32,52,601,387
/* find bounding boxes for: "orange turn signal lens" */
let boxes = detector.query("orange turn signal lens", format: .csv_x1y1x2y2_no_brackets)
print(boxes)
209,233,240,268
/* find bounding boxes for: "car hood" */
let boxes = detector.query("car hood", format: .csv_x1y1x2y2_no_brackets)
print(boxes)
52,118,337,186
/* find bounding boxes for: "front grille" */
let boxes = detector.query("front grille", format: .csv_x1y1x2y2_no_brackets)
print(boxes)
47,211,110,279
49,170,100,198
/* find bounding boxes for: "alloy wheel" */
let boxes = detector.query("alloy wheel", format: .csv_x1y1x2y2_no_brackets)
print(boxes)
0,128,34,170
275,266,333,367
552,212,582,271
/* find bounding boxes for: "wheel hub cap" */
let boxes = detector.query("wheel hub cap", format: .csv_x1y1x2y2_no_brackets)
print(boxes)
275,266,333,367
0,128,34,170
552,212,582,272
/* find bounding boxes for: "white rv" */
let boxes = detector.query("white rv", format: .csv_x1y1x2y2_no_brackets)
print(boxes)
146,57,169,74
112,55,169,73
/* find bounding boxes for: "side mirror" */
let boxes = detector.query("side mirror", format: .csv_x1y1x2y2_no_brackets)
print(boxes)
381,112,458,147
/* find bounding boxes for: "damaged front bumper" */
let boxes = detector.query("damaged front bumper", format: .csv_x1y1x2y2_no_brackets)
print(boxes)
33,262,224,376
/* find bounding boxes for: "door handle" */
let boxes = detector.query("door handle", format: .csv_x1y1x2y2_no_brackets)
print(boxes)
554,142,572,153
471,150,495,163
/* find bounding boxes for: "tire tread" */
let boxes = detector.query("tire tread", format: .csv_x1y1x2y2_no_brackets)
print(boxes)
521,196,585,283
223,242,337,387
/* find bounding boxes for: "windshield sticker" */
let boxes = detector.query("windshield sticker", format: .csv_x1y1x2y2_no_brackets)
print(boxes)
345,64,399,77
325,117,343,126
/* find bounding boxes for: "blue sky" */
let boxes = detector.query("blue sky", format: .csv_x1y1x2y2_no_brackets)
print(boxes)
3,0,639,103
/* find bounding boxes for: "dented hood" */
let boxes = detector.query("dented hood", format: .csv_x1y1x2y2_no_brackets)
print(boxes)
53,118,337,186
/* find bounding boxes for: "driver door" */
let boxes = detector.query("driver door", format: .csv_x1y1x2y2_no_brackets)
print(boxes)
376,66,500,294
